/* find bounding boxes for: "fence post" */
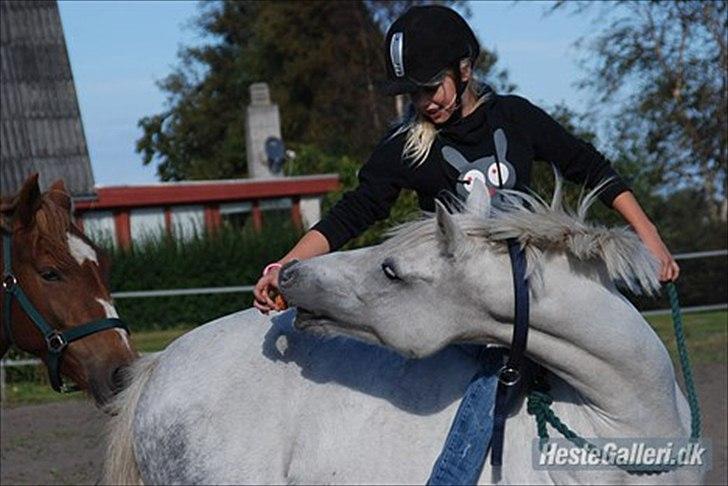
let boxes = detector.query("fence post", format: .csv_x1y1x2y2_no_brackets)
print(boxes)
1,362,6,403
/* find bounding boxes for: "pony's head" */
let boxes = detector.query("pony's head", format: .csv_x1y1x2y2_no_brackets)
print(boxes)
280,177,660,359
1,174,138,406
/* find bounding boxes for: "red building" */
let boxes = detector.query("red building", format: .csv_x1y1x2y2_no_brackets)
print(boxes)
74,175,339,249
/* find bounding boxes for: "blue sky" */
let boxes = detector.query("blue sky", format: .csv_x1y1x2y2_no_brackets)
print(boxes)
58,0,597,186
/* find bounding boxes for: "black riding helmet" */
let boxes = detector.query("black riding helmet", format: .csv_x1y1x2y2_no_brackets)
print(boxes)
380,5,480,96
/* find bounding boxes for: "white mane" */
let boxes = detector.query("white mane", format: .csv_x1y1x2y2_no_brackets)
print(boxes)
386,176,661,296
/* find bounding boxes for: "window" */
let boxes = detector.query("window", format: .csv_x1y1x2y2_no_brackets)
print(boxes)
170,205,204,240
220,201,252,230
81,211,116,246
260,198,292,228
130,208,165,243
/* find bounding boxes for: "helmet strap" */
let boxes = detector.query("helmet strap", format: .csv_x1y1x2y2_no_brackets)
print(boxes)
435,62,469,127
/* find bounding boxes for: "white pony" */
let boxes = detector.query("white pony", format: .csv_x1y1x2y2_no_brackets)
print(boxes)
103,179,703,484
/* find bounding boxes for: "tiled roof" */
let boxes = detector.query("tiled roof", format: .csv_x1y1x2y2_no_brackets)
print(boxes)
0,0,95,198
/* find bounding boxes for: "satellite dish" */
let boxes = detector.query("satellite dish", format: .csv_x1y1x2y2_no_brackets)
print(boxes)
265,137,286,174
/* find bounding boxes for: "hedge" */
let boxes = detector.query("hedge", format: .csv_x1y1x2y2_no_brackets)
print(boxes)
107,216,302,330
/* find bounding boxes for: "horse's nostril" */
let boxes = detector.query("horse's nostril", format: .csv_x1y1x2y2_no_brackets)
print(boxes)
111,366,129,394
279,260,300,287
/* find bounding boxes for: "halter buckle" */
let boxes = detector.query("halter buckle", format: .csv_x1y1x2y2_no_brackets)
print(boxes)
46,332,68,353
497,365,521,386
2,274,17,291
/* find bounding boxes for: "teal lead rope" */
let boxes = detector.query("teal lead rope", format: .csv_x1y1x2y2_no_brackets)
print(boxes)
526,281,702,473
665,281,701,439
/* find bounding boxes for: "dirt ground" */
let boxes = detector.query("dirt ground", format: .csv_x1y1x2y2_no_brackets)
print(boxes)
1,364,726,485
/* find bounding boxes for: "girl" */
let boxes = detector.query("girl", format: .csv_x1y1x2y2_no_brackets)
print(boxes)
253,5,678,483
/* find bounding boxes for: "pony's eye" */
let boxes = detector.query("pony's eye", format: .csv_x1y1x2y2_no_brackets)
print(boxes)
381,259,400,281
40,269,61,282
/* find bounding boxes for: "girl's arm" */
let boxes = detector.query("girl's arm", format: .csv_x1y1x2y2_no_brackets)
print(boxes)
279,229,331,263
611,191,680,281
509,97,678,281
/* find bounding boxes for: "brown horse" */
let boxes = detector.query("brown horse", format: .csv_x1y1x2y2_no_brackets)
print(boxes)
1,174,138,407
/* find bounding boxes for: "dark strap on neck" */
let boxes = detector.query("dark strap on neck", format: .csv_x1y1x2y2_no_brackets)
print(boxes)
490,238,530,467
2,232,15,351
2,285,12,354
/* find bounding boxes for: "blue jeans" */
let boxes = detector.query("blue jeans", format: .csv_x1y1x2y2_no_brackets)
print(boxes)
427,348,505,485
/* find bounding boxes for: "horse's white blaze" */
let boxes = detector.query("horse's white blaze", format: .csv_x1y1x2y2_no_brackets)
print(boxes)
96,298,132,350
67,232,98,265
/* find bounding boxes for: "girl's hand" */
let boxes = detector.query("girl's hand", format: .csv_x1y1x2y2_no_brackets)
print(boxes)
638,228,680,282
253,267,281,314
611,192,679,282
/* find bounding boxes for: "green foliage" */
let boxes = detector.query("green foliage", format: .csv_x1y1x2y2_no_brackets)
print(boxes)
106,222,303,330
285,143,421,248
551,0,727,223
137,0,397,180
137,0,513,181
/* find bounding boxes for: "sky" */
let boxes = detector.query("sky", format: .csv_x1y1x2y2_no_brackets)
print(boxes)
58,0,598,186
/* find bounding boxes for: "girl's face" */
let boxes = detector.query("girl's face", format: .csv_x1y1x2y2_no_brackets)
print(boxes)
411,72,460,125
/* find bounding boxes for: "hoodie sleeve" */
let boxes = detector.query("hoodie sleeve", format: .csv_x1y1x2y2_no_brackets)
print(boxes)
311,134,406,251
503,95,631,206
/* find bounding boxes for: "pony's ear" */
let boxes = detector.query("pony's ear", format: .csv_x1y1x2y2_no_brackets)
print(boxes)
465,178,491,216
16,173,42,228
435,200,465,258
47,179,72,214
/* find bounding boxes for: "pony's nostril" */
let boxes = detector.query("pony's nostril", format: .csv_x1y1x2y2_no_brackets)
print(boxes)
279,260,300,286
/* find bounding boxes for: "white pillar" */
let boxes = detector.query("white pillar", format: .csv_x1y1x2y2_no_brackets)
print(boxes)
299,197,322,230
245,83,283,179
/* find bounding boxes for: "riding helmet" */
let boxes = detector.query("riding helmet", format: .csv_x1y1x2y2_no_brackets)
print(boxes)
380,5,480,96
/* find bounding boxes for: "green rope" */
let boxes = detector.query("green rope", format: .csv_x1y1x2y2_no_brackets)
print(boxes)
665,282,702,439
526,281,702,473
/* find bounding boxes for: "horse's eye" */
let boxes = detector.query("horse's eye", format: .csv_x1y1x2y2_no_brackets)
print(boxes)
40,269,61,282
381,260,400,281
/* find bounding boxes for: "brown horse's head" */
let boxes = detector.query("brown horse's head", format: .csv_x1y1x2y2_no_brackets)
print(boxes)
1,174,138,407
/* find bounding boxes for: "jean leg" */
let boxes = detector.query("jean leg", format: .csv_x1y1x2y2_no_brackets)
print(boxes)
427,349,505,485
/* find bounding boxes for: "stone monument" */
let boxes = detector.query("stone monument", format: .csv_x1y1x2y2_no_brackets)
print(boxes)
245,83,283,179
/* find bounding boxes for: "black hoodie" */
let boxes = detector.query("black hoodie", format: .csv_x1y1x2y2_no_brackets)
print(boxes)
313,88,630,251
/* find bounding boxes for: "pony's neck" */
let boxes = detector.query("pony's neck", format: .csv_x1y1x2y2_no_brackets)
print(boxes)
485,253,684,436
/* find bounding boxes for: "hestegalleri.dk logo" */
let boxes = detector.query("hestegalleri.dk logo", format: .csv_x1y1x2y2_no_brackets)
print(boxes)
532,438,712,472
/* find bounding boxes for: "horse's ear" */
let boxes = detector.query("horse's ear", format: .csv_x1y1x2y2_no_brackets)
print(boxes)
465,178,491,216
47,179,72,214
16,173,42,228
435,200,465,258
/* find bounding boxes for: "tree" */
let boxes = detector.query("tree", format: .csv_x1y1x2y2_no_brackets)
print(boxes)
137,0,513,182
551,1,728,223
137,1,396,180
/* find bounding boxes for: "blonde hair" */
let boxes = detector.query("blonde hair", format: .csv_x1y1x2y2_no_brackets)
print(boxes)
390,63,491,168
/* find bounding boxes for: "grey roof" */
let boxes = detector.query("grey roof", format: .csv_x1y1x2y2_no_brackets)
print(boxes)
1,0,96,198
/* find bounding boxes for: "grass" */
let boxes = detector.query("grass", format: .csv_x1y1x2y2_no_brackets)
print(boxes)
131,325,196,353
646,310,727,365
2,312,725,407
1,326,195,408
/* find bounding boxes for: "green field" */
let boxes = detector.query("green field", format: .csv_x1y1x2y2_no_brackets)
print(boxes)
2,311,725,407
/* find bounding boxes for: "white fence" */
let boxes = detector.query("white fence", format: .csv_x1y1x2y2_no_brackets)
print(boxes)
2,249,726,402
